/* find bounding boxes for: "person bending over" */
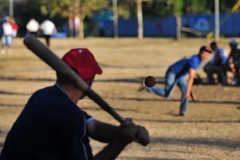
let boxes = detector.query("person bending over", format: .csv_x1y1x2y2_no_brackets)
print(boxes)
141,46,212,116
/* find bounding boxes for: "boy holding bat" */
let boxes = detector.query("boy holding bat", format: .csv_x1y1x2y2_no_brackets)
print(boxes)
0,48,149,160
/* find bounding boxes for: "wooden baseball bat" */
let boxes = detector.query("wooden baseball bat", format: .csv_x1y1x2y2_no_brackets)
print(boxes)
23,35,125,124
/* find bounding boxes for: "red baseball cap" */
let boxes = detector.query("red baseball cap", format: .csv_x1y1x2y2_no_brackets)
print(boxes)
62,48,102,80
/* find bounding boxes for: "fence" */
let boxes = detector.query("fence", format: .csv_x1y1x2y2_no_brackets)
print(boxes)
97,13,240,38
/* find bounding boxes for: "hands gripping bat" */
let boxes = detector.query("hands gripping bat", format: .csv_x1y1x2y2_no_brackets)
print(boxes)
24,35,150,146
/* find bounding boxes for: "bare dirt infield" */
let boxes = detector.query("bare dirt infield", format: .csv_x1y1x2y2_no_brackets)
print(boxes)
0,37,240,159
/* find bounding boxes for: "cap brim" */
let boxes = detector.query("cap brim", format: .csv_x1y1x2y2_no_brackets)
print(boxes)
96,65,103,74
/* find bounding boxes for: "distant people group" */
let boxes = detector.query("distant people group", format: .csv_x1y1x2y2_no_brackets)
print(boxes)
0,16,57,54
0,16,18,54
204,40,240,86
39,19,57,47
26,17,39,36
26,17,57,47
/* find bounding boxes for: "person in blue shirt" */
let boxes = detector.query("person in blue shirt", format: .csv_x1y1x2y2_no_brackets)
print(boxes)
0,48,149,160
141,46,212,116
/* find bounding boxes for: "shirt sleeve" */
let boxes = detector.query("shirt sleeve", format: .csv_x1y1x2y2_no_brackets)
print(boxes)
82,110,94,122
219,49,227,64
188,56,199,70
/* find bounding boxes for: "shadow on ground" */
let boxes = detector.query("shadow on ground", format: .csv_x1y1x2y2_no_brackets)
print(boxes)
0,90,30,96
96,77,239,86
151,137,239,149
134,118,240,123
0,75,239,86
0,103,24,107
119,157,183,160
0,76,55,82
105,97,240,105
1,75,240,108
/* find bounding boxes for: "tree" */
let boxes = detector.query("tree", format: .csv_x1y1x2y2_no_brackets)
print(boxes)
21,0,108,38
118,0,152,39
0,1,10,18
76,0,109,38
136,0,144,39
13,0,240,38
182,0,240,14
142,0,184,17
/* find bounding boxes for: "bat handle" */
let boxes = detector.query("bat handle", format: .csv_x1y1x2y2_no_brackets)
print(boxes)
85,88,125,124
86,89,149,145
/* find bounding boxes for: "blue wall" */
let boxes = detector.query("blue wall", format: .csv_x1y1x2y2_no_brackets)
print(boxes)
99,13,240,38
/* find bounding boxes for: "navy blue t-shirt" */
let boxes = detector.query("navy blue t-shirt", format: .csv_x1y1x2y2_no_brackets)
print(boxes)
0,85,93,160
169,54,202,77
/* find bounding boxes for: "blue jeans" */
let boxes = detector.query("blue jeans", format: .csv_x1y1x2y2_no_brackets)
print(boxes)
146,69,189,114
2,35,12,46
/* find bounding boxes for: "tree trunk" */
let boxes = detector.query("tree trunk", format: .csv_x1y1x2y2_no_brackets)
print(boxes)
113,0,118,38
78,14,85,39
74,15,81,38
136,0,143,40
175,14,181,41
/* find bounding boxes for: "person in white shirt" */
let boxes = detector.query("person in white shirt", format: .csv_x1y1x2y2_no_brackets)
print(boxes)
26,18,39,36
40,19,57,47
0,16,13,54
204,41,228,84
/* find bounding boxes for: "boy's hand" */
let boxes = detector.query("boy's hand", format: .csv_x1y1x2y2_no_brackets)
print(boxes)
118,118,138,143
185,92,191,100
135,126,150,146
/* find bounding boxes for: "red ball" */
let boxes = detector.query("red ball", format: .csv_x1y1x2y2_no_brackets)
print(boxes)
144,76,156,87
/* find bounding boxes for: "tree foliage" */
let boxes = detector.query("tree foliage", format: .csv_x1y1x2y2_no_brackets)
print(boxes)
13,0,109,38
3,0,240,37
142,0,183,17
117,0,136,19
22,0,109,20
118,0,240,18
0,1,9,18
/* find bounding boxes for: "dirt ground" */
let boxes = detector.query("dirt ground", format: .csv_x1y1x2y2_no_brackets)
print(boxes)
0,37,239,160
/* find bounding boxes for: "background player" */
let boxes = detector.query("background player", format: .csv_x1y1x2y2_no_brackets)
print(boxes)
141,46,212,116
